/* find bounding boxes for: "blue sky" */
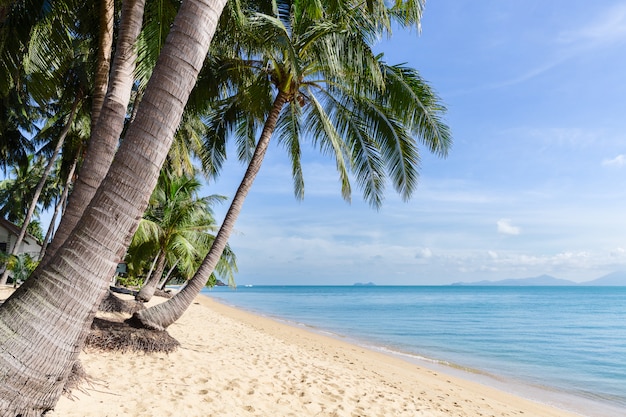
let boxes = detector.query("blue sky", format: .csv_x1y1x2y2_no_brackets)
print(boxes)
205,1,626,285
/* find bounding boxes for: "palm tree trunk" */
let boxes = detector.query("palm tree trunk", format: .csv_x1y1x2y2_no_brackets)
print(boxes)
135,249,167,302
0,97,80,285
91,0,115,127
39,156,78,260
0,1,226,415
131,91,290,330
41,0,146,266
158,259,180,289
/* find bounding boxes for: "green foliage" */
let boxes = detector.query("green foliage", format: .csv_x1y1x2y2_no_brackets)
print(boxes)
114,274,144,289
6,253,38,285
124,168,237,287
199,0,450,209
0,154,56,224
26,220,43,242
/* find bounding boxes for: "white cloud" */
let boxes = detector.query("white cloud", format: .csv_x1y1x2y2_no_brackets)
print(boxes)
497,218,521,235
415,247,433,259
602,154,626,167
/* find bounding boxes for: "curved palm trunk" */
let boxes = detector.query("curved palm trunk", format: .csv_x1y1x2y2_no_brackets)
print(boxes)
42,0,145,265
158,259,180,289
39,156,78,260
0,1,226,415
0,97,79,285
91,0,115,127
135,249,167,302
132,91,290,330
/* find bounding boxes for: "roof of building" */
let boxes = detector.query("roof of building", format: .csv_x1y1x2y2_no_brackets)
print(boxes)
0,218,42,246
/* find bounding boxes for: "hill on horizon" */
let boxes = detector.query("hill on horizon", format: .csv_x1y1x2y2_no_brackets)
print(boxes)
451,272,626,286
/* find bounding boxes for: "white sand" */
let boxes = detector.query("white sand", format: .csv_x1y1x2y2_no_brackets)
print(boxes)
37,291,583,417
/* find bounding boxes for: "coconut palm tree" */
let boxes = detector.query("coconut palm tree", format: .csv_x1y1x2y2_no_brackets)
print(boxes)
42,0,147,263
5,253,38,288
0,0,117,269
131,0,450,330
0,8,97,283
0,95,81,285
0,90,35,174
132,168,235,302
0,0,227,414
0,154,55,224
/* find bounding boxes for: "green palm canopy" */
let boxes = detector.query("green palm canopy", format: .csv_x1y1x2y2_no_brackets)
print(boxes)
133,0,451,330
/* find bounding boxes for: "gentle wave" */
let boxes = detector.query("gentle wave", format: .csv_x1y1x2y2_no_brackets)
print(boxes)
202,285,626,416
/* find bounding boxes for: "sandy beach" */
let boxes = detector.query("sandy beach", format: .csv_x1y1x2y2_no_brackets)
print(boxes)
2,289,580,417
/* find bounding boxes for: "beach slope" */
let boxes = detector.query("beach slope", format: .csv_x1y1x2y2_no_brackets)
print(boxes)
48,294,581,417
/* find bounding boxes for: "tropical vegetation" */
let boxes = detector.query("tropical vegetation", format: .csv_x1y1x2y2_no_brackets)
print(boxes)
132,0,450,330
0,0,450,415
129,168,236,302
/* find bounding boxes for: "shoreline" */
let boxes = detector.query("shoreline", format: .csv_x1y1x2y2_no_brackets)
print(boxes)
199,295,615,417
39,292,591,416
204,286,626,417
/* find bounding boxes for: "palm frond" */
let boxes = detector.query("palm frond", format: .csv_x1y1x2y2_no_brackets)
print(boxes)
381,63,451,158
276,100,305,199
304,88,351,202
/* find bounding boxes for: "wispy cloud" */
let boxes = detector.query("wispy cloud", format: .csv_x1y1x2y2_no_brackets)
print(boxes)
558,4,626,46
602,154,626,167
497,219,521,235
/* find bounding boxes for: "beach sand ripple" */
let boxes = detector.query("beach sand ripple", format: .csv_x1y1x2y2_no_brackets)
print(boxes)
48,294,581,417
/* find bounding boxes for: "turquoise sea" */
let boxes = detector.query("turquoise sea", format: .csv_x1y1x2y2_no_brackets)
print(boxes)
202,286,626,417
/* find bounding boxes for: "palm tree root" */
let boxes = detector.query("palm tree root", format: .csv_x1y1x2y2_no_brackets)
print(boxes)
85,317,179,353
99,291,145,314
62,360,92,398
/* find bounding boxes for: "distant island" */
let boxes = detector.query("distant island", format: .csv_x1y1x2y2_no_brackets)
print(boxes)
450,271,626,286
353,282,376,286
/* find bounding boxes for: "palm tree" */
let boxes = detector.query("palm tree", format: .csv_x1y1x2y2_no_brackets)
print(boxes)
5,253,38,288
91,0,114,128
0,154,55,224
0,0,228,414
0,95,81,285
0,0,115,269
132,168,235,302
0,90,35,174
131,0,450,330
0,5,96,283
41,0,147,263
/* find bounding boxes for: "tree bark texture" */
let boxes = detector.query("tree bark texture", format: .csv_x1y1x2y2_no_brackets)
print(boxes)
133,91,290,330
91,0,115,128
0,1,226,415
42,0,146,265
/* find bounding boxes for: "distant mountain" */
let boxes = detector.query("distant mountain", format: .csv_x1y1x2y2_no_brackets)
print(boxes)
451,272,626,286
451,274,576,286
353,282,376,286
579,271,626,286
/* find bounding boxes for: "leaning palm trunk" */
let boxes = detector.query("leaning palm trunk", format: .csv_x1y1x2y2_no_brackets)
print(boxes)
132,91,289,330
91,0,115,127
0,97,79,285
0,1,226,415
42,0,146,265
39,156,78,260
158,259,180,289
135,249,167,302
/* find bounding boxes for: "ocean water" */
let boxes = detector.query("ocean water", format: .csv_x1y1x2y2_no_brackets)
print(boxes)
202,286,626,416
